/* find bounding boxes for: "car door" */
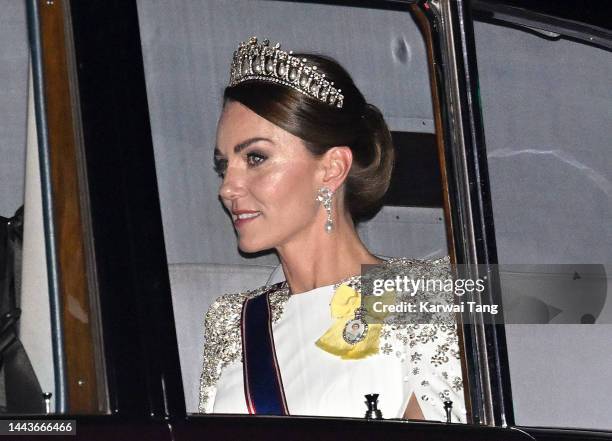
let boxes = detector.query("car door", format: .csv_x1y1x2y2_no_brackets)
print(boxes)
4,0,610,440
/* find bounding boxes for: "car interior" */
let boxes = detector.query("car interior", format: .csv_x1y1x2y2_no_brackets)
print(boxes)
1,0,611,432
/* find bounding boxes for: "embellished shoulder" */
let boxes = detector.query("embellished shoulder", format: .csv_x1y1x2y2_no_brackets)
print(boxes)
383,255,451,278
198,282,290,413
198,291,247,413
368,256,456,356
382,256,454,324
374,256,465,421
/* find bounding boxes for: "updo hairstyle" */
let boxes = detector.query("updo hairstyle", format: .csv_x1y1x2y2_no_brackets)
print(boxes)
224,54,394,222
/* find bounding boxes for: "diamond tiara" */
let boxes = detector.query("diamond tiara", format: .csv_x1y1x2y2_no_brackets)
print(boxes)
229,36,344,109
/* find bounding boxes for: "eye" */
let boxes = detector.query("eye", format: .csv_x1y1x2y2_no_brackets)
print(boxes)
213,157,227,178
246,152,267,167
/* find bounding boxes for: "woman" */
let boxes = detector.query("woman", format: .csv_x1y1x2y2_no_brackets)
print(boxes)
199,37,465,421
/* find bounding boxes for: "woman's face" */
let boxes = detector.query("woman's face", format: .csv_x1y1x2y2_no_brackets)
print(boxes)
214,101,324,253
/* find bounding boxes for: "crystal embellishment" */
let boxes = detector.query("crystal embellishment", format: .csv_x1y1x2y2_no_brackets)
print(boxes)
316,187,334,233
229,36,344,109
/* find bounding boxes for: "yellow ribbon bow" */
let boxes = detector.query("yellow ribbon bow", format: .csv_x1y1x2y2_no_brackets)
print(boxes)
315,284,395,360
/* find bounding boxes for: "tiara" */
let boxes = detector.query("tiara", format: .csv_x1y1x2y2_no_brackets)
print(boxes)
229,36,344,109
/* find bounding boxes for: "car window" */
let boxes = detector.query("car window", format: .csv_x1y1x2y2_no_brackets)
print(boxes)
474,16,612,430
136,0,470,421
0,0,110,416
0,0,44,415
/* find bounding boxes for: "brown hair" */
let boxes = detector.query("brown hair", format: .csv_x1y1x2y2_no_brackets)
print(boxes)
224,54,394,222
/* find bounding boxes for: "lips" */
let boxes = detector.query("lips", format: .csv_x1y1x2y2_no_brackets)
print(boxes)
232,210,262,227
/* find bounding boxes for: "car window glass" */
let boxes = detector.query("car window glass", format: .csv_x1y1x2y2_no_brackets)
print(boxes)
1,0,111,416
0,0,56,414
474,17,612,431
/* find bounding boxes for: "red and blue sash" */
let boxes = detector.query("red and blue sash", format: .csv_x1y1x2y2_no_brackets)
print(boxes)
241,286,289,415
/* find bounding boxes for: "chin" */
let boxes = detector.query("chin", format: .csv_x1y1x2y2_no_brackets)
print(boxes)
237,238,272,254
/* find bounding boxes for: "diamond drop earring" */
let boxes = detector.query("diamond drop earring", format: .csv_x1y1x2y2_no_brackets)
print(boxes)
316,187,334,233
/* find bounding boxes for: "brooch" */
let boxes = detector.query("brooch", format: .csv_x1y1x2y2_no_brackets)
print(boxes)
342,308,369,344
314,284,394,360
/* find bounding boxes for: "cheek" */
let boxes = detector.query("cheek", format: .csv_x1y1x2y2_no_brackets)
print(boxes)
252,162,318,214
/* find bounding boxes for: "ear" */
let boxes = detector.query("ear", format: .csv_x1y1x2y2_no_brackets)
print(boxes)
320,146,353,191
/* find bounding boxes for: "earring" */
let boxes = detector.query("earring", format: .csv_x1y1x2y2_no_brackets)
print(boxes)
316,187,334,233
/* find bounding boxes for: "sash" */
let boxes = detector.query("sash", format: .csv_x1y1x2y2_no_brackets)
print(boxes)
241,287,289,415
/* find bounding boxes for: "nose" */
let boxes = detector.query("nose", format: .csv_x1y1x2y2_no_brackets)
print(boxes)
218,165,247,201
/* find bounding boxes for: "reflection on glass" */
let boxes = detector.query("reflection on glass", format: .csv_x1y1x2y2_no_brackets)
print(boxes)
475,17,612,430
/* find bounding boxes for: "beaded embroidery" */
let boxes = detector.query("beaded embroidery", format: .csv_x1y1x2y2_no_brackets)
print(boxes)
198,257,463,413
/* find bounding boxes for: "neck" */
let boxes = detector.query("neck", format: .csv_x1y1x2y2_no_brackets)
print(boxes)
276,211,383,294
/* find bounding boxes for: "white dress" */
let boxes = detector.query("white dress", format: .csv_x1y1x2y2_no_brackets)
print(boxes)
199,257,466,422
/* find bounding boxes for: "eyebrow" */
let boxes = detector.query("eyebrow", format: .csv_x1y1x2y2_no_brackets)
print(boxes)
214,137,273,157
